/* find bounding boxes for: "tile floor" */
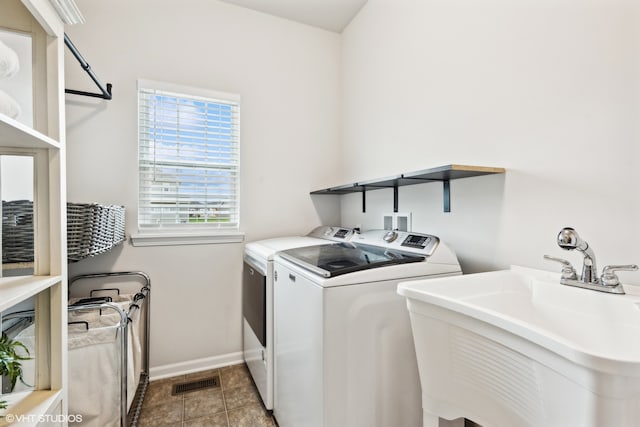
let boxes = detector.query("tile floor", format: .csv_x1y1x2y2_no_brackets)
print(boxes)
137,363,276,427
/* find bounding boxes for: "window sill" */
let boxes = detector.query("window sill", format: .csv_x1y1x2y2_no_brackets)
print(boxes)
130,231,245,247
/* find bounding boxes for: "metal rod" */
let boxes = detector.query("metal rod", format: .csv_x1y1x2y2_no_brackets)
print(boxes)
2,310,36,321
65,87,112,99
1,317,33,338
64,33,113,100
69,271,151,288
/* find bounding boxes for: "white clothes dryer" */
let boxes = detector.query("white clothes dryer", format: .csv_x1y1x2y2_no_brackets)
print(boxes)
242,226,356,411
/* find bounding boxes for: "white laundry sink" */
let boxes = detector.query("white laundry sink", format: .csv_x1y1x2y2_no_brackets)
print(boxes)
397,266,640,427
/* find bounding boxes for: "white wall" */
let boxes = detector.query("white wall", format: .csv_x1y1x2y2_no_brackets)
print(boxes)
340,0,640,284
64,0,640,373
65,0,341,372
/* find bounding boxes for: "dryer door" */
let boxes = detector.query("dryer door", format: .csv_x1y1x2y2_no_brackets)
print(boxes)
243,260,266,347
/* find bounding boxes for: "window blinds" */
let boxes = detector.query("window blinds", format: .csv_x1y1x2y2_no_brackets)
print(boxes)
138,84,240,229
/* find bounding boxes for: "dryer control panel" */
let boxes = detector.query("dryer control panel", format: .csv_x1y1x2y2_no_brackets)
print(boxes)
352,229,440,257
307,226,357,242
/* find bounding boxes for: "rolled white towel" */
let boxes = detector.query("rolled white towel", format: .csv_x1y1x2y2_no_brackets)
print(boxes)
0,40,20,78
0,89,21,119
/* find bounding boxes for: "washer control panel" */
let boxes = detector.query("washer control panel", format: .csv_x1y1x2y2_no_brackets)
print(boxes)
401,234,431,249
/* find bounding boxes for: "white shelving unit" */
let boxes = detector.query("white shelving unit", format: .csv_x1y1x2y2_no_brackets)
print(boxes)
0,0,69,424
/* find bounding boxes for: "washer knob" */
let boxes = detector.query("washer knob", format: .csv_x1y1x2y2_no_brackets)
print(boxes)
383,230,398,243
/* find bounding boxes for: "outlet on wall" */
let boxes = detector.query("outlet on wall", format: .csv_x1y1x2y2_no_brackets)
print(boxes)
383,212,412,232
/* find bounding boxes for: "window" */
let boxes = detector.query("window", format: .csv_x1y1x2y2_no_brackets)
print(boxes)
133,80,242,246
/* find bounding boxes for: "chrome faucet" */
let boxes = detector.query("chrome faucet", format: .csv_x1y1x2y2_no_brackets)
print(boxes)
556,227,597,283
544,227,638,294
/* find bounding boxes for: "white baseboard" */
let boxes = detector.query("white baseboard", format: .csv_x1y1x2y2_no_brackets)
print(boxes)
149,351,244,381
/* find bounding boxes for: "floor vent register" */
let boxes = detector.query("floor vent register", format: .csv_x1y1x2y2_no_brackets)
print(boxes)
171,375,220,395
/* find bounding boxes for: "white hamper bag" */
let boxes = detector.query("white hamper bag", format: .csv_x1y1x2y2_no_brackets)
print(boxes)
68,317,128,427
69,295,139,409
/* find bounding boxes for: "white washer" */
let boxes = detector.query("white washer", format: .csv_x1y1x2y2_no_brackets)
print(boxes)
273,230,461,427
242,226,356,411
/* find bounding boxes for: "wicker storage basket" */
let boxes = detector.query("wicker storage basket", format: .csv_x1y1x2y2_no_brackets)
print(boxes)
2,200,34,263
67,203,126,262
2,201,125,263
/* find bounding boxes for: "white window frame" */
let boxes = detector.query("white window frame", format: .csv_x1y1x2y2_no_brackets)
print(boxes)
131,79,243,247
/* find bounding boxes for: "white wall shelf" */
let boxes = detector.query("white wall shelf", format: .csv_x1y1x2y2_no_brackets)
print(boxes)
0,276,62,312
311,164,505,213
0,116,60,149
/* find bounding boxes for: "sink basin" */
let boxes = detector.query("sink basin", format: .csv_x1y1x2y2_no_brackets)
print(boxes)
397,266,640,427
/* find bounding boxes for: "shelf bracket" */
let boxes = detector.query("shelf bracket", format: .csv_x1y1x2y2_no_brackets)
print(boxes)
64,33,113,100
361,187,366,213
393,184,399,213
443,180,450,212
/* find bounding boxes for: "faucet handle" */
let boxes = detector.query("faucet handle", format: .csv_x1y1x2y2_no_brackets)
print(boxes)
544,255,578,280
600,264,639,287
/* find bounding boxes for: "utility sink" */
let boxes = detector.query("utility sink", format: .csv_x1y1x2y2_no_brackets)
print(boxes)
397,266,640,427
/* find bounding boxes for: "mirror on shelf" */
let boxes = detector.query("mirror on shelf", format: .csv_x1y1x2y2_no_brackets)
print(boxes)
1,154,34,277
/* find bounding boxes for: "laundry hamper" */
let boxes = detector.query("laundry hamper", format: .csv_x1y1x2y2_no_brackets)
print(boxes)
6,281,150,427
68,298,140,413
68,272,151,427
8,303,130,427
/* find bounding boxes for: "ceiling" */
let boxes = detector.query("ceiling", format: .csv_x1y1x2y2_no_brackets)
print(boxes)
219,0,368,33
